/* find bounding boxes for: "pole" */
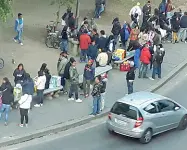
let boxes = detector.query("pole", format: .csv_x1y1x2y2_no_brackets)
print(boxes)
75,0,80,28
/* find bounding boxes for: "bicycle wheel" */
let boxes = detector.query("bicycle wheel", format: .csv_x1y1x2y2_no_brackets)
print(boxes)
53,41,59,49
45,35,54,48
0,58,4,69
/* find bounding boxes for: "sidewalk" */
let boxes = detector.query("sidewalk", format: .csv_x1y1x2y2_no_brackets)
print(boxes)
0,42,187,143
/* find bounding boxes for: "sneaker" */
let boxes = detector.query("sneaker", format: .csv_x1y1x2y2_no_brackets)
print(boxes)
63,91,68,95
20,43,23,46
85,94,89,98
75,99,82,103
185,41,187,44
19,124,24,127
13,38,17,43
40,103,43,107
68,98,74,101
34,104,41,107
149,77,155,81
25,124,28,128
4,122,8,126
89,113,96,116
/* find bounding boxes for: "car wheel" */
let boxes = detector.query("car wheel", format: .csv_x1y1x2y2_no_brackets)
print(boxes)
178,115,187,130
139,128,152,144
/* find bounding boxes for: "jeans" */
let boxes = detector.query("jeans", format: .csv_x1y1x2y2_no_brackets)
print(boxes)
20,108,29,124
0,104,10,122
100,92,105,111
60,40,68,52
14,30,22,43
139,63,148,78
152,64,161,79
178,28,187,42
69,84,79,100
83,78,91,95
37,89,44,104
80,49,87,62
127,80,133,94
60,74,65,87
94,6,101,18
92,96,101,115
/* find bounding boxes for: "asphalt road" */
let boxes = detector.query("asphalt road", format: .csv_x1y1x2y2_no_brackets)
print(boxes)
5,68,187,150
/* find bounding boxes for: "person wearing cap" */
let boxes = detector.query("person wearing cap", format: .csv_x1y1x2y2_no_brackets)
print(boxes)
57,51,69,90
79,29,91,62
129,2,142,23
68,59,82,103
13,13,24,46
126,61,135,94
83,59,95,98
142,1,151,23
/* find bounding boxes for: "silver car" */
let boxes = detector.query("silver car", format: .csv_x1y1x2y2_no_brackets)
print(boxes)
106,91,187,144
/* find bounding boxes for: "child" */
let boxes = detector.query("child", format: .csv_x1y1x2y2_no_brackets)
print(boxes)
126,61,135,94
100,75,107,111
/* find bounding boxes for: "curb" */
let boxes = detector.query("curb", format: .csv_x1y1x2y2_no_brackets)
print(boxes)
1,59,187,147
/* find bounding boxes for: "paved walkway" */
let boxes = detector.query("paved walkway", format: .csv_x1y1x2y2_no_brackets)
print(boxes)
0,0,187,144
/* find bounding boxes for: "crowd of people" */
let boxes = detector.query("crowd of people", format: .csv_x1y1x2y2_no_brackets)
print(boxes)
6,0,187,127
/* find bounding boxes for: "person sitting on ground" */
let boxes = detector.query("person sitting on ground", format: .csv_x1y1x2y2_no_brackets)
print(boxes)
87,40,98,61
13,63,26,85
83,59,95,98
98,30,108,51
96,48,108,67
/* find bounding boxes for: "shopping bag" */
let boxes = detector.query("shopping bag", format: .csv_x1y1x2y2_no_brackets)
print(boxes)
13,84,22,102
120,61,130,72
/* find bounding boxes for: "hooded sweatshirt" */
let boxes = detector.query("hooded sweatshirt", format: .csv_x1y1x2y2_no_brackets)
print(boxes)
120,24,130,42
140,47,151,64
13,68,26,84
98,35,108,50
0,82,13,105
83,64,95,80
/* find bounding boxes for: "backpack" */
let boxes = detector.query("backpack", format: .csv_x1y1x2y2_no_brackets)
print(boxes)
63,62,71,79
155,50,164,64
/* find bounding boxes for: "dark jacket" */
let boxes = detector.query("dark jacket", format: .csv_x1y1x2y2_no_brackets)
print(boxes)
87,45,98,60
100,80,106,93
126,67,135,81
91,82,102,97
120,24,130,42
171,15,180,32
13,69,26,84
95,0,102,7
64,62,71,79
143,4,151,16
68,16,76,29
112,20,121,35
22,78,34,95
180,15,187,28
45,72,51,89
61,30,68,40
152,47,165,67
91,33,99,45
0,82,14,105
98,36,108,50
83,64,95,80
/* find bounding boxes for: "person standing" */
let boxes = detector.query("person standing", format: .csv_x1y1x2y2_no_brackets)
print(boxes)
142,1,151,23
18,93,32,127
111,17,121,45
13,13,24,45
83,60,95,98
98,30,108,51
79,30,91,62
178,12,187,43
100,77,107,111
150,44,165,80
60,26,68,52
57,51,68,90
0,78,14,126
138,43,151,78
68,59,82,103
91,28,99,45
171,12,180,44
90,76,102,116
129,2,142,23
13,63,26,85
120,23,130,49
34,71,46,107
126,61,135,94
87,40,98,61
95,0,102,18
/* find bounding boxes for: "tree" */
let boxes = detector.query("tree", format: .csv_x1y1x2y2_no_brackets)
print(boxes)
50,0,75,26
0,0,13,22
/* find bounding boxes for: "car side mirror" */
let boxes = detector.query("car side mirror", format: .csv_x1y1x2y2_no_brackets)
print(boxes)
174,107,180,111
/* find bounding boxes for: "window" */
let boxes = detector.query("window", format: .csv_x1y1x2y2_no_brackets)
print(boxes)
157,100,175,112
111,102,140,120
144,103,158,114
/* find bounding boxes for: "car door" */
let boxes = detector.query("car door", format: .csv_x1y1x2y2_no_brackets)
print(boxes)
157,99,181,131
143,102,166,134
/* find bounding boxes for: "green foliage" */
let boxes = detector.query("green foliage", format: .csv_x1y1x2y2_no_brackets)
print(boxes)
0,0,13,22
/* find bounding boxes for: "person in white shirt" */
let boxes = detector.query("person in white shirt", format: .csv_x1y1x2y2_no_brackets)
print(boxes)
34,71,46,107
96,49,108,67
18,93,32,127
129,2,142,22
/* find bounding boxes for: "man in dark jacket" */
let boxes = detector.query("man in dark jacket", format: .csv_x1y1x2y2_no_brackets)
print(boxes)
95,0,102,18
22,73,34,96
171,12,180,43
111,17,121,45
126,62,135,94
98,30,107,51
83,60,95,97
62,8,72,27
87,40,98,60
91,28,99,45
0,77,14,125
178,12,187,42
63,57,75,94
90,75,102,116
142,1,151,23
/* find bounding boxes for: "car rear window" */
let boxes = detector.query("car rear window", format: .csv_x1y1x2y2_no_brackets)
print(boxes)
111,102,140,120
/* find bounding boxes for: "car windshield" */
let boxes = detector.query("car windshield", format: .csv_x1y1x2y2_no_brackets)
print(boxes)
111,102,139,120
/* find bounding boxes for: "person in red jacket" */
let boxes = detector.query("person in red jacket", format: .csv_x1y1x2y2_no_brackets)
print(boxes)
138,43,151,78
79,30,91,62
